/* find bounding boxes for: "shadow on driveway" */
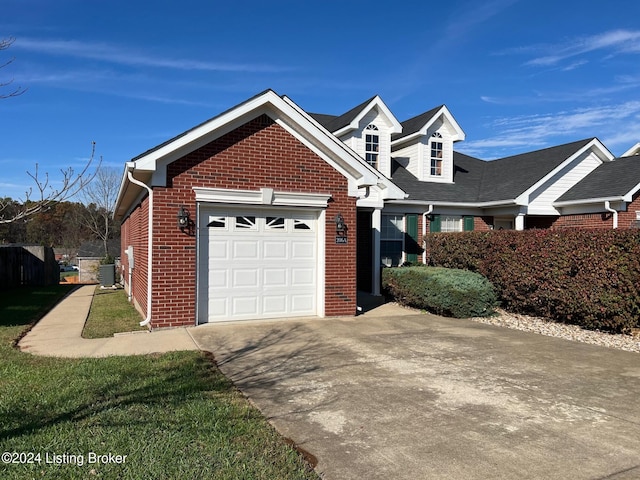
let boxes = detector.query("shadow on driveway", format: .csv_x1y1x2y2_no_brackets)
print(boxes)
190,308,640,480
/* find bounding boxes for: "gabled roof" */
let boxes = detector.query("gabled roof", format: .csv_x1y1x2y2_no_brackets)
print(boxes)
390,138,610,206
390,152,485,204
556,155,640,203
309,96,376,132
115,90,405,219
308,95,402,136
391,105,465,145
478,138,598,202
622,142,640,157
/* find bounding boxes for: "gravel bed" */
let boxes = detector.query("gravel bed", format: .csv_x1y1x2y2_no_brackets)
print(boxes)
470,309,640,353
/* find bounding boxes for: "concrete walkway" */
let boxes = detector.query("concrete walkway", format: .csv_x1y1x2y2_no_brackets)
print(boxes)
18,285,199,357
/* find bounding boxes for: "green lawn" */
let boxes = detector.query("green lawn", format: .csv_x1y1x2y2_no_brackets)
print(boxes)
0,285,319,479
82,287,148,338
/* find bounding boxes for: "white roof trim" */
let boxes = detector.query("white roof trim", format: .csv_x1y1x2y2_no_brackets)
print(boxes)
391,105,466,146
332,96,402,137
515,138,615,205
553,196,625,207
194,187,331,208
116,90,410,215
622,142,640,157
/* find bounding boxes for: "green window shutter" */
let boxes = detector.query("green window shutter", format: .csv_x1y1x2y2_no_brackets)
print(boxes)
429,214,441,233
406,214,418,262
463,216,475,231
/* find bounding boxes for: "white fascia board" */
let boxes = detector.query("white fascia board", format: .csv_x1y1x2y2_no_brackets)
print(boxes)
385,199,519,208
193,187,331,208
390,105,466,147
553,196,625,207
332,96,403,137
134,91,284,172
622,142,640,157
516,138,615,204
280,95,386,188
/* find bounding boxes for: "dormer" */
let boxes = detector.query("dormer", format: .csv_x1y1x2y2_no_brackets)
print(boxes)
309,96,402,178
391,105,465,183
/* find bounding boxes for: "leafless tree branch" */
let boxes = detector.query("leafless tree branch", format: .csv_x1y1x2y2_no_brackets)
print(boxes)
0,142,102,224
0,37,26,98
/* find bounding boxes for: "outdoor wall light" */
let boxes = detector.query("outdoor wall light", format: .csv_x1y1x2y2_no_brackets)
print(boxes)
177,205,191,230
334,213,347,234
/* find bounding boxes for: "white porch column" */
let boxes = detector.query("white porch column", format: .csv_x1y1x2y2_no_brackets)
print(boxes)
372,208,382,296
515,213,525,231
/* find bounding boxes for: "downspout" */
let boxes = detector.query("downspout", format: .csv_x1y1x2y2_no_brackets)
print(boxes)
126,168,154,327
604,201,618,229
422,205,434,264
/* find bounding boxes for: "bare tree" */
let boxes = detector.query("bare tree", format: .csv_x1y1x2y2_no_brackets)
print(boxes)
0,143,101,224
1,37,26,99
0,37,100,224
81,165,120,257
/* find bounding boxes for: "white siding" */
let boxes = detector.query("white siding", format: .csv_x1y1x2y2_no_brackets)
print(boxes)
528,151,603,214
341,108,395,177
391,118,456,183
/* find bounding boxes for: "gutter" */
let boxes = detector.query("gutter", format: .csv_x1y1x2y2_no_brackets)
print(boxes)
126,167,154,327
604,201,618,229
422,205,434,264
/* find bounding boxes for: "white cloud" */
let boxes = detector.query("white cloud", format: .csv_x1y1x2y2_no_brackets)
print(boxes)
14,37,292,73
461,101,640,158
525,29,640,67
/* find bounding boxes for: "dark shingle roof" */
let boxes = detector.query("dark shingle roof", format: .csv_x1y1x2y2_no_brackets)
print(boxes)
557,155,640,202
391,139,597,204
391,152,485,203
477,138,594,202
308,96,377,133
391,105,444,142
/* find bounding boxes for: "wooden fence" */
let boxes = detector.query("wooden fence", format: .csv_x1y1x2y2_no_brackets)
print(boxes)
0,245,60,288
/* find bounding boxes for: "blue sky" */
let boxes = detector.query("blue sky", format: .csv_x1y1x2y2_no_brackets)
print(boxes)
2,0,640,201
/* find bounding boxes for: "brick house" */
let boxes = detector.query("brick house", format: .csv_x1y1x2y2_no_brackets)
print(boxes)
114,90,640,328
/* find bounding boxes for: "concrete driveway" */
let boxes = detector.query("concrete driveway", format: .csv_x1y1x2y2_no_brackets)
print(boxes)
190,304,640,480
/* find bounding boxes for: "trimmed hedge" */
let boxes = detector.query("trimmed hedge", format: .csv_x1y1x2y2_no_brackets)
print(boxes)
382,266,498,318
424,229,640,333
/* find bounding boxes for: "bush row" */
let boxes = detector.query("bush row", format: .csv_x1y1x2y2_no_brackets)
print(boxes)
382,266,498,318
424,229,640,333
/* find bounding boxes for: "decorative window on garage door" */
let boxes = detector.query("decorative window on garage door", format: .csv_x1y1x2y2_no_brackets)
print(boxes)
235,216,257,230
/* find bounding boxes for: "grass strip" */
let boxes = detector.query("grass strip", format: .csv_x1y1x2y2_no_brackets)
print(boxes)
0,286,319,479
82,288,148,338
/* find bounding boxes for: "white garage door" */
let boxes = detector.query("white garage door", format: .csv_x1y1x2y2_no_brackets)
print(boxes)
199,208,319,322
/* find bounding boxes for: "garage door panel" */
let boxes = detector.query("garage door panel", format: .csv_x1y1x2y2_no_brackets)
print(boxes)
262,295,287,315
291,241,315,259
263,241,288,259
232,269,259,288
292,268,315,285
210,240,229,259
201,208,318,323
231,296,259,316
233,241,259,259
291,294,315,313
210,269,229,288
263,268,287,287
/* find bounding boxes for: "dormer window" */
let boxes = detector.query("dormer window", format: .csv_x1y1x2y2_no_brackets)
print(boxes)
430,132,443,176
365,124,379,168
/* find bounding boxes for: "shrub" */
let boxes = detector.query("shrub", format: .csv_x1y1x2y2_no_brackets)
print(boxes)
424,229,640,333
382,266,498,318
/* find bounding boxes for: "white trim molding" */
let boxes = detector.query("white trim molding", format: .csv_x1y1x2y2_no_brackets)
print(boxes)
193,187,332,208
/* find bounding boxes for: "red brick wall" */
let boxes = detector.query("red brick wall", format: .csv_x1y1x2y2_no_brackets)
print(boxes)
120,197,150,319
127,114,356,328
475,216,493,231
618,193,640,229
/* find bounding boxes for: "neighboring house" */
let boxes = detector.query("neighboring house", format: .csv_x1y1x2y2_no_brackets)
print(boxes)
77,239,121,284
114,89,640,328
